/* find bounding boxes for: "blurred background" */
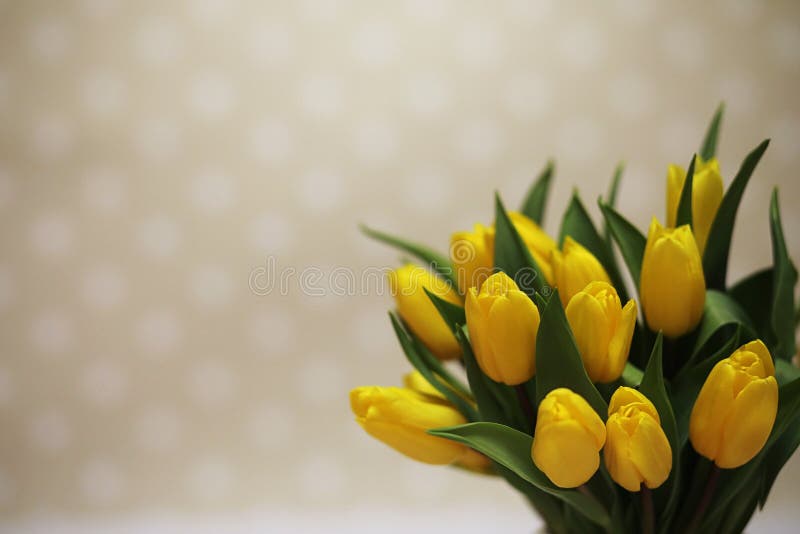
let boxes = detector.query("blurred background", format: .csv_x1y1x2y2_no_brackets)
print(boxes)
0,0,798,532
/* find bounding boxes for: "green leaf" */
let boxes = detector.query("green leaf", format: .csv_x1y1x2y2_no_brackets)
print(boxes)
535,289,607,417
702,139,770,289
598,201,647,288
389,313,478,421
769,188,798,361
689,290,755,364
494,192,546,295
729,268,774,344
520,160,555,225
675,154,696,229
759,417,800,508
360,224,457,286
423,288,466,334
699,102,725,161
638,334,681,532
776,359,800,386
621,362,644,387
429,422,611,529
602,163,624,246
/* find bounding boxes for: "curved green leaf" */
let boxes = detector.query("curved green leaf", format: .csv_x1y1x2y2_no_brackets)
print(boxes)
603,162,624,245
689,290,755,363
520,160,555,225
675,155,696,229
729,268,773,344
769,188,798,361
429,422,611,529
495,192,546,295
699,102,725,161
598,201,647,288
424,288,465,334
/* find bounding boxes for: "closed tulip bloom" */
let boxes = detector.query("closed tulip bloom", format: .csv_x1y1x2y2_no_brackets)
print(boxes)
640,218,706,338
551,237,611,307
565,282,637,383
389,264,462,360
508,212,557,285
532,388,606,488
604,387,672,492
450,223,494,293
465,272,540,385
403,370,445,400
690,340,779,469
351,386,469,465
666,157,723,255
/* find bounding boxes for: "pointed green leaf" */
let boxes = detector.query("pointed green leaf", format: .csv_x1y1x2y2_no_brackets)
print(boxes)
729,268,774,344
689,290,755,364
702,139,770,289
360,224,457,285
769,188,798,361
455,327,515,425
429,422,611,529
699,103,725,161
423,288,466,334
494,192,545,295
603,162,624,245
598,201,647,288
535,289,607,417
675,154,696,228
520,160,555,225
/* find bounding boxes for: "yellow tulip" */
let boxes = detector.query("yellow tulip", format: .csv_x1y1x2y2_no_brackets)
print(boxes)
565,282,637,383
604,387,672,492
666,157,723,255
389,264,462,360
551,237,611,307
451,212,556,293
532,388,606,488
403,370,445,399
465,272,540,385
351,386,469,465
689,340,779,469
639,218,706,338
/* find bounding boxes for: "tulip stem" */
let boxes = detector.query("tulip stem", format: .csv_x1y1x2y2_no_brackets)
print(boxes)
686,465,721,534
514,385,536,433
641,486,654,534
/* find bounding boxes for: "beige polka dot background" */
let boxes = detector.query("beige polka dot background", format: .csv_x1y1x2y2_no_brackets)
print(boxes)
0,0,799,531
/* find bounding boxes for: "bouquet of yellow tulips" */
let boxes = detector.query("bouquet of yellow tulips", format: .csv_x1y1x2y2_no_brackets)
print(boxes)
350,105,799,534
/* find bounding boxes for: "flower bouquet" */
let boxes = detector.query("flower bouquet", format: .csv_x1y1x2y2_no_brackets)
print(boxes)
350,105,799,534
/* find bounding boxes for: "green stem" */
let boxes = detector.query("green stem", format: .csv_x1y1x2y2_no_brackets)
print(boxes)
641,486,655,534
686,465,721,533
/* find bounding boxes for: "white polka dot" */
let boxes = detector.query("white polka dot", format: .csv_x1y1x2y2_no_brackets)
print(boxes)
248,211,294,253
79,459,125,505
133,119,182,162
134,18,184,65
608,73,654,119
353,121,397,163
28,410,73,452
29,311,75,355
556,117,603,161
81,359,127,406
402,169,452,212
0,471,16,506
0,367,15,405
406,74,451,117
503,73,553,119
82,168,126,213
247,21,293,67
28,18,72,61
661,22,708,70
405,0,449,22
188,359,236,406
298,74,344,119
611,0,657,23
136,215,182,259
189,265,234,308
558,20,607,70
248,310,296,355
81,265,128,310
82,71,127,116
249,119,294,164
189,74,236,120
455,21,504,70
296,355,346,404
190,170,237,214
135,407,182,452
188,457,235,501
136,309,183,356
30,115,74,158
454,119,505,164
247,403,295,450
351,20,397,67
0,266,14,311
768,21,800,67
297,455,346,498
296,169,344,212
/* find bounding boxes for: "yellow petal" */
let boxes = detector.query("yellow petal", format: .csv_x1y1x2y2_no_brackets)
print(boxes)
532,418,601,488
566,291,612,382
604,414,642,492
630,414,672,489
716,376,778,468
689,361,737,461
485,290,539,385
605,299,637,382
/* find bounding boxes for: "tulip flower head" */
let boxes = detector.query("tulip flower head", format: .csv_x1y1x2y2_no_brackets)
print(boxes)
551,237,611,307
532,388,606,488
666,157,723,255
639,218,706,338
465,271,540,386
508,211,557,285
565,282,637,383
450,223,495,293
604,387,672,492
690,340,779,469
389,264,462,360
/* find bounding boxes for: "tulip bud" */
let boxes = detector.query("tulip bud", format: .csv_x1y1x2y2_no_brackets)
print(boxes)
666,157,724,255
604,387,672,491
351,386,469,464
639,218,706,338
508,212,557,285
532,388,606,488
450,223,494,293
465,272,540,385
551,237,612,307
389,264,462,360
689,340,778,469
403,370,444,399
565,282,637,383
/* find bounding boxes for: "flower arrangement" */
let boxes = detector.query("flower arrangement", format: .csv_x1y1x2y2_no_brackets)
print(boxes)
350,105,799,534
